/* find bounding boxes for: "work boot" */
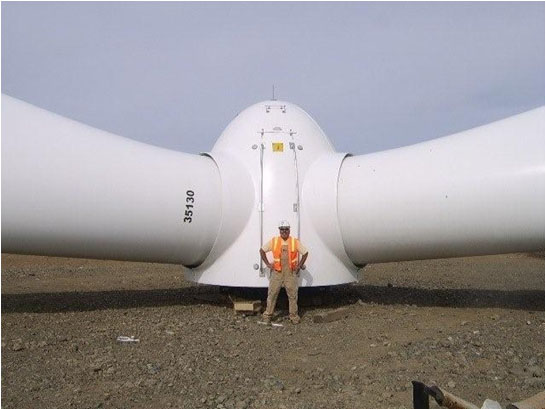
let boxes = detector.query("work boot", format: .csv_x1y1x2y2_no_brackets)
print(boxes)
261,316,271,324
290,316,300,325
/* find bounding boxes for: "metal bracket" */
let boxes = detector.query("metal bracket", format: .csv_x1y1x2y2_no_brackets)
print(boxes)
412,381,478,409
265,104,287,113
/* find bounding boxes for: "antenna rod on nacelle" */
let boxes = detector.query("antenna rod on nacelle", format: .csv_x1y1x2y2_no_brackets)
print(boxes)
272,85,276,101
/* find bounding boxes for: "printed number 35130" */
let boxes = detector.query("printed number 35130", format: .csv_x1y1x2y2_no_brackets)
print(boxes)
184,190,195,223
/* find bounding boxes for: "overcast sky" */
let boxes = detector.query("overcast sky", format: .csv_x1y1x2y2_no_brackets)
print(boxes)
2,2,544,155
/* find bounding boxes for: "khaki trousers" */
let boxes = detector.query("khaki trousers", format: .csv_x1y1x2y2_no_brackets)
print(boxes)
263,245,299,320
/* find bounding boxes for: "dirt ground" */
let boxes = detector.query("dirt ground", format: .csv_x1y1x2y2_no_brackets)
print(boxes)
1,252,544,409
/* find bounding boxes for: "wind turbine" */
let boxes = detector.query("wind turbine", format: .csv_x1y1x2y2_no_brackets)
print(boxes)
2,94,544,287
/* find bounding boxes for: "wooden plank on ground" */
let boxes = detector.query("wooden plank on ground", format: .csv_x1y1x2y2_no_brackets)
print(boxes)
312,307,350,323
230,296,262,314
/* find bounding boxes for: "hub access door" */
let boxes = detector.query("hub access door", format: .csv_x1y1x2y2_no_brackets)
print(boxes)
259,128,301,275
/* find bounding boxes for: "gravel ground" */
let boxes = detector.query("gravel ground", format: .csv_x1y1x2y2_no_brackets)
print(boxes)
1,252,544,408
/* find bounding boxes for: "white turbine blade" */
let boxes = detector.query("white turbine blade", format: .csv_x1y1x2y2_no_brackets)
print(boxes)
338,107,545,265
1,94,221,265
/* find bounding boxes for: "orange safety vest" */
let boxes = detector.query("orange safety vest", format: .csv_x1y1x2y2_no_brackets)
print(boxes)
272,236,299,272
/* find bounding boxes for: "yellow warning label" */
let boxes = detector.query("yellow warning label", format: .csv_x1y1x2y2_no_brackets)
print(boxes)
272,142,284,152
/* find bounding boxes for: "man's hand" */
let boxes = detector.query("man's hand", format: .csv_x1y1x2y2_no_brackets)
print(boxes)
260,249,274,271
298,253,308,276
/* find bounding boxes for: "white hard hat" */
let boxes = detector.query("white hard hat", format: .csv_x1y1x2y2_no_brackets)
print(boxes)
278,220,290,228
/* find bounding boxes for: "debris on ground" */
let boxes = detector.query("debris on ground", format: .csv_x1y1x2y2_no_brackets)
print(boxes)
313,307,350,323
116,336,139,343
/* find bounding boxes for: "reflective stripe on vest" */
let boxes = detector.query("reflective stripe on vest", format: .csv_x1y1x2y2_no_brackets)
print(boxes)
272,236,299,271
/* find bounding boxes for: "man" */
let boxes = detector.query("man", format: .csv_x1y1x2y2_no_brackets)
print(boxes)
260,220,309,324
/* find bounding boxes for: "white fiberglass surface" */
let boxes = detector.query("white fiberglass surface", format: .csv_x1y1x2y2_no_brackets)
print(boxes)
337,107,545,265
2,95,222,264
2,94,543,287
